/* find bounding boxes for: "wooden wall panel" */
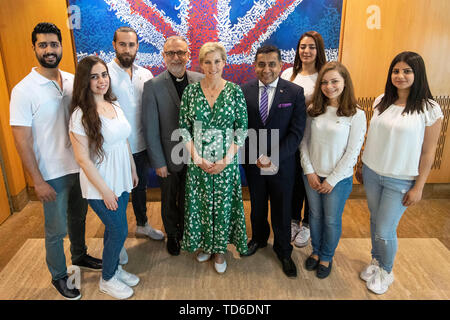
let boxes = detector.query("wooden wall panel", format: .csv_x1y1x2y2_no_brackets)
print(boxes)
0,51,26,197
0,0,76,194
341,0,450,97
341,0,450,182
0,166,10,225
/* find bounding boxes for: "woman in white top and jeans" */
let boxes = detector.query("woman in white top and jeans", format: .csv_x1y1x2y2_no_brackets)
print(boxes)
281,31,327,248
69,56,139,299
357,52,443,294
300,61,366,278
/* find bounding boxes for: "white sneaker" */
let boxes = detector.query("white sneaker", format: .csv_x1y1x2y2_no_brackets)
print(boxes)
214,260,227,274
366,267,394,295
99,275,133,299
119,246,128,265
196,251,212,263
360,258,380,281
136,223,165,240
116,265,140,287
294,225,310,248
291,221,301,242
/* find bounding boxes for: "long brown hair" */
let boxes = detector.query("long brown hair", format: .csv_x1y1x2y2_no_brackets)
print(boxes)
309,61,358,117
70,56,116,162
376,51,434,115
290,31,326,82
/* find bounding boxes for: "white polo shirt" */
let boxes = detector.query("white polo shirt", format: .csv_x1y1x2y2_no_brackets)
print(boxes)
9,68,79,181
107,59,153,154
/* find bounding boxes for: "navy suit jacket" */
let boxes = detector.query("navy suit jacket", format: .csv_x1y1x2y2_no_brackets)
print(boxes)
241,77,306,176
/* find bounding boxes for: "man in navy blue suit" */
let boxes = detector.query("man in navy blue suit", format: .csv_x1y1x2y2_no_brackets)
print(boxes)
240,45,306,278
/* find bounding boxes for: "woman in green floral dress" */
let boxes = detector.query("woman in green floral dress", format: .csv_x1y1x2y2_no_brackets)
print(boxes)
179,42,248,274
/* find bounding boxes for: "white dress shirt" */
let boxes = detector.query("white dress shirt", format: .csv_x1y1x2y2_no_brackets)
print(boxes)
107,60,153,154
258,77,279,113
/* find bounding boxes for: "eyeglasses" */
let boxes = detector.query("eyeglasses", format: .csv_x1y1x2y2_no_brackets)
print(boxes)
164,50,187,58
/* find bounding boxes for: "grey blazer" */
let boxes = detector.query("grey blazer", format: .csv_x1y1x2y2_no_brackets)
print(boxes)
142,69,204,173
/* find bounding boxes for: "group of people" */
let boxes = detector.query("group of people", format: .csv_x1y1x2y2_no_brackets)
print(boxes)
9,22,443,300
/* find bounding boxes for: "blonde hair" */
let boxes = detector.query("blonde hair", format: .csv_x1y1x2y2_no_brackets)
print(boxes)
198,42,226,64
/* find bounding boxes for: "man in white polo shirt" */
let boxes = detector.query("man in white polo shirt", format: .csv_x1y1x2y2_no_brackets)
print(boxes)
10,22,102,300
107,27,164,263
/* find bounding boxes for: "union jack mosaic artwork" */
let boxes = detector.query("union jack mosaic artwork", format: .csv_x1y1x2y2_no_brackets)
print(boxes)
70,0,343,84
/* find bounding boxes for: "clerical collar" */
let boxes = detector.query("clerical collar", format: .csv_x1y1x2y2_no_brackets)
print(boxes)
170,71,186,82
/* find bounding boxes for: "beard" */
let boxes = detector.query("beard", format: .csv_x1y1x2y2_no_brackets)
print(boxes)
116,51,136,68
36,52,62,68
167,62,186,78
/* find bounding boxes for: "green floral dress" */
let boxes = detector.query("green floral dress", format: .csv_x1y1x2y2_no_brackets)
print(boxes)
179,81,248,255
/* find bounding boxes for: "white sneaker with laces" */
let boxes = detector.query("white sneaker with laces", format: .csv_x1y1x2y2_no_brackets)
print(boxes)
360,258,380,281
99,275,133,299
196,251,212,263
119,246,128,265
294,225,310,247
136,223,165,240
116,265,140,287
291,221,301,242
366,267,394,295
214,260,227,274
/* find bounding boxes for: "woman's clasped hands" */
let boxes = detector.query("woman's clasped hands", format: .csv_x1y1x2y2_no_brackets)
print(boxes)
306,173,334,194
197,157,229,175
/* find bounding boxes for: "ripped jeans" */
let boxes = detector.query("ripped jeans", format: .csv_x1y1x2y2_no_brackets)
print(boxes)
362,164,415,273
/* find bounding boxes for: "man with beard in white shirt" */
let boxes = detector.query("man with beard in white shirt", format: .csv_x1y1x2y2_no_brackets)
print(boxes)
10,22,102,300
107,27,165,265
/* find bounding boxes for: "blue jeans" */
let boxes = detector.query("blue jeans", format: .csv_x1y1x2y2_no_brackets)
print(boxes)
362,164,414,273
302,175,353,262
43,173,88,280
88,192,129,281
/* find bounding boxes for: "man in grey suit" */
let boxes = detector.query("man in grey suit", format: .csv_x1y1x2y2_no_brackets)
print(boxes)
142,36,203,255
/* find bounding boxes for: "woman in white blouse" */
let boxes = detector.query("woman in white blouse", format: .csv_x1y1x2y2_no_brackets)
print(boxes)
357,52,443,295
300,61,366,279
69,56,139,299
281,31,327,248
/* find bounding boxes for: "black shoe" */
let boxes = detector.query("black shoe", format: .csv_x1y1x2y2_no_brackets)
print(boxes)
167,236,180,256
52,276,81,300
280,257,297,278
316,260,333,279
73,254,102,271
240,239,267,257
305,255,319,271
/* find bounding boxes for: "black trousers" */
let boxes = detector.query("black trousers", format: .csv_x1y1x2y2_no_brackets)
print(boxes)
291,150,309,226
157,166,187,238
245,168,294,259
131,150,151,226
